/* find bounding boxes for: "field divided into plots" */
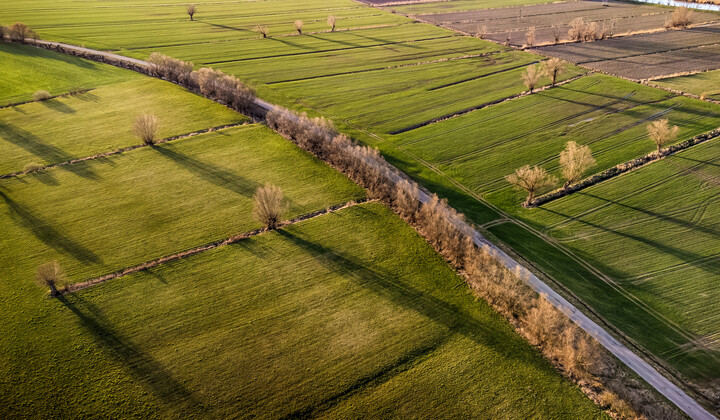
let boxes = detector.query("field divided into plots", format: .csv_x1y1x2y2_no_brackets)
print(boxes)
656,69,720,100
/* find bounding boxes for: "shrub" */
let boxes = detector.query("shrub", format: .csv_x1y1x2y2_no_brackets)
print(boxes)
23,162,44,173
255,25,268,38
647,118,679,153
327,15,336,32
559,141,595,188
33,90,51,101
68,87,84,95
133,114,160,145
666,7,693,29
522,64,541,93
147,52,194,85
506,165,556,205
476,24,488,39
35,261,66,296
253,184,286,229
186,4,197,21
294,20,303,35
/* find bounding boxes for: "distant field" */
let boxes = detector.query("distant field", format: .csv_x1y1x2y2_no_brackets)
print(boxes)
536,24,720,79
656,69,720,100
0,125,364,283
0,203,605,418
0,42,136,105
375,0,557,14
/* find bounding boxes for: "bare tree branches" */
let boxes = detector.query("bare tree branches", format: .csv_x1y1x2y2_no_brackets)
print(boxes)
647,118,679,152
253,184,286,229
522,64,541,93
559,141,595,188
133,114,159,145
186,4,197,21
35,261,66,296
506,165,556,205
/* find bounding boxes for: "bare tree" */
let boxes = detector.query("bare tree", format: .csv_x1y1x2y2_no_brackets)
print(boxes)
35,261,66,296
33,90,51,101
568,18,585,42
666,7,693,29
186,4,197,21
552,26,561,44
647,119,679,153
255,25,268,38
506,165,556,205
327,15,336,32
522,64,541,93
294,20,304,35
9,22,31,42
526,27,536,47
476,24,488,39
559,141,595,189
133,114,160,145
253,184,286,229
543,57,566,87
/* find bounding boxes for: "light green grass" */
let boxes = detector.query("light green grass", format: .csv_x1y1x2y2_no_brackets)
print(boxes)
0,124,364,282
656,70,720,101
0,78,245,174
0,203,606,418
0,42,138,106
386,0,557,15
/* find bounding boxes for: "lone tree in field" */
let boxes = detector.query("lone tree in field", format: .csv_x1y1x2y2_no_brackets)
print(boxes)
522,64,541,93
559,141,595,189
294,20,304,35
647,119,679,153
133,114,160,145
35,261,66,297
327,15,336,32
253,184,286,229
666,7,693,29
186,4,197,21
255,25,268,38
543,57,566,87
9,22,32,42
506,165,556,205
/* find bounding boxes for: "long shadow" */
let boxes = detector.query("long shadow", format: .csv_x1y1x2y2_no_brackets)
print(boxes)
539,203,720,277
265,36,316,50
154,145,258,196
306,33,362,49
0,121,99,179
0,189,101,264
41,99,75,114
57,294,201,410
675,155,720,168
5,41,97,69
196,20,249,33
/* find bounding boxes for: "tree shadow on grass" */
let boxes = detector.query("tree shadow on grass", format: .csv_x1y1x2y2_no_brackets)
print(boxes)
0,189,101,264
57,294,202,411
41,99,75,114
154,145,258,196
0,121,99,180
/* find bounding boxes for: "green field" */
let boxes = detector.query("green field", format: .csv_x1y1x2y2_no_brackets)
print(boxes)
0,203,606,418
656,70,720,101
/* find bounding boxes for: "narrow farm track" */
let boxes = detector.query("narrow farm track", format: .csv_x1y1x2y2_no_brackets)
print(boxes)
25,40,716,420
63,200,371,294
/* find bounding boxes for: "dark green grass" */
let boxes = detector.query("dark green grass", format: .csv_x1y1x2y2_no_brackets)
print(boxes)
0,124,364,283
0,203,606,418
0,42,137,106
0,78,245,174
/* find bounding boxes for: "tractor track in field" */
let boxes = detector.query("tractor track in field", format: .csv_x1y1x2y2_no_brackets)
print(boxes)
25,39,717,419
61,199,371,294
0,123,248,181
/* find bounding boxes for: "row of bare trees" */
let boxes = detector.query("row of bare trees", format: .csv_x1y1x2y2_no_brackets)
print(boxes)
147,53,255,113
507,119,679,205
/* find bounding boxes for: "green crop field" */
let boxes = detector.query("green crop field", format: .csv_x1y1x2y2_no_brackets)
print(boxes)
0,203,606,418
656,70,720,101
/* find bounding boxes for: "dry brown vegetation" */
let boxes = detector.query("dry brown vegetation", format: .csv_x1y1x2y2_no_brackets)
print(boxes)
133,114,159,145
32,90,51,101
647,118,679,152
147,53,255,113
253,184,286,229
522,64,541,93
543,57,566,87
294,20,304,34
506,165,556,204
8,22,36,42
559,141,596,188
666,7,694,29
568,18,611,42
186,4,197,21
264,106,681,419
327,15,336,32
35,261,66,296
526,26,536,47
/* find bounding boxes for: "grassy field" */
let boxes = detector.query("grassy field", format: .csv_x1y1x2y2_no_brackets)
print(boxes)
656,70,720,101
0,124,364,283
0,203,606,418
0,42,136,105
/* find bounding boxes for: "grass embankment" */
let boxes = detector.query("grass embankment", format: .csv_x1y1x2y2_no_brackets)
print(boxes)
0,125,364,283
0,203,606,418
0,42,135,106
0,77,245,174
656,70,720,101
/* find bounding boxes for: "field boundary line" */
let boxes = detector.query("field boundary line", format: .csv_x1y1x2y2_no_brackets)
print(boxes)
0,122,248,180
389,71,590,134
0,88,94,110
22,38,715,419
62,199,371,294
529,126,720,207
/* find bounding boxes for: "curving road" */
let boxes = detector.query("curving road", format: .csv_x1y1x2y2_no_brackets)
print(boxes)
27,39,716,420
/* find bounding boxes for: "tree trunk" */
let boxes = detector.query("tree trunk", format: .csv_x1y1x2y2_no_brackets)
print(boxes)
49,283,58,297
